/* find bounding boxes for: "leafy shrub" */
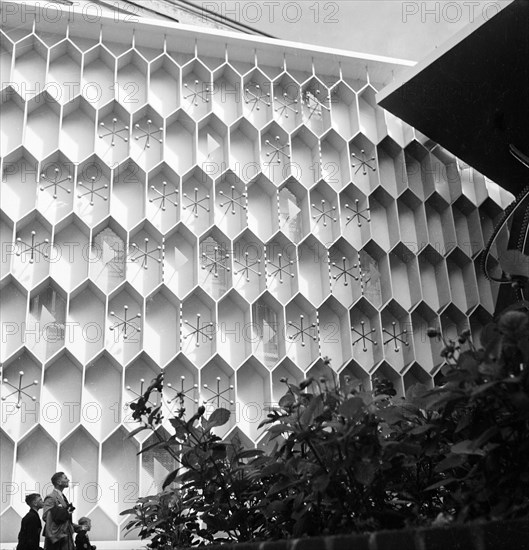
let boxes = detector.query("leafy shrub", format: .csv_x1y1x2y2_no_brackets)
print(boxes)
122,305,529,548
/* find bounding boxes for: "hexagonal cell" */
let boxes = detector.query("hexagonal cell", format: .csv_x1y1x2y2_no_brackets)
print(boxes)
272,73,302,132
410,302,443,373
404,141,431,201
0,430,15,513
181,60,213,120
215,170,247,238
418,245,451,313
116,50,147,111
265,233,298,305
357,87,386,144
349,298,383,372
285,295,319,370
349,134,379,195
164,355,199,419
388,243,422,311
440,304,468,344
297,235,329,307
396,189,428,255
141,427,178,495
163,224,197,298
26,280,67,361
106,285,144,365
362,241,390,308
37,154,75,224
371,362,404,398
58,426,99,517
127,223,163,295
60,97,96,163
0,351,41,441
310,180,340,244
149,54,180,116
428,147,461,203
1,149,39,221
306,358,338,383
100,426,139,520
278,179,310,244
199,229,232,300
82,45,116,108
198,113,228,174
144,286,180,367
380,301,414,372
251,292,285,369
83,353,122,441
13,426,57,516
339,360,371,393
271,357,303,402
89,221,127,293
86,507,118,542
246,175,277,242
232,230,266,302
403,363,433,395
12,35,48,99
320,130,350,191
469,305,493,344
425,193,456,256
377,137,407,198
236,358,271,441
446,248,479,314
242,69,273,128
473,257,496,315
0,278,27,361
200,356,235,438
260,122,291,185
329,81,359,140
111,160,146,230
229,118,260,180
40,351,82,440
452,195,484,258
146,164,180,233
217,290,251,368
66,281,106,363
328,238,360,308
211,64,242,124
0,88,24,156
300,78,332,136
0,508,22,545
369,186,399,251
46,40,82,104
290,125,320,188
24,93,61,159
75,155,111,226
95,102,131,167
318,296,351,370
181,288,216,367
50,214,90,291
339,184,371,250
384,110,414,150
131,107,164,171
459,160,488,206
179,167,213,233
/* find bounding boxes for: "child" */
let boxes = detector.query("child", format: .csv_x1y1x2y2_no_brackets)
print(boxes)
75,517,96,550
16,493,44,550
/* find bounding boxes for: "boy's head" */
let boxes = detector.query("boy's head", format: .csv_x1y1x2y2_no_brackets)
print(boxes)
78,517,91,531
25,494,43,509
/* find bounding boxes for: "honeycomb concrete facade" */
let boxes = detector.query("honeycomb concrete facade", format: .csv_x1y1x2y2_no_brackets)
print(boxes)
0,4,512,546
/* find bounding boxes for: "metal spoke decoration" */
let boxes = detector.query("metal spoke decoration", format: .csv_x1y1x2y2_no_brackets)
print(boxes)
203,376,234,408
312,199,337,227
202,247,230,278
234,252,261,282
274,91,299,118
129,238,163,270
267,253,295,284
126,378,159,407
16,231,49,263
303,88,331,120
351,321,378,352
345,199,371,227
331,256,359,287
149,181,178,211
166,376,199,405
184,314,214,347
98,117,129,146
183,187,210,218
109,305,142,340
78,176,108,206
264,135,291,165
244,82,271,111
288,314,317,347
351,149,376,175
219,185,247,215
134,119,163,149
183,79,211,106
1,371,38,409
40,168,72,199
383,322,409,353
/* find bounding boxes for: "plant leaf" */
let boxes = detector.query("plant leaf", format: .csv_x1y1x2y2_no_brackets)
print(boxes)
205,408,231,430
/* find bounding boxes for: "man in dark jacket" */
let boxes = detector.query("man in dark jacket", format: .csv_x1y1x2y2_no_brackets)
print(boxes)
17,493,44,550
